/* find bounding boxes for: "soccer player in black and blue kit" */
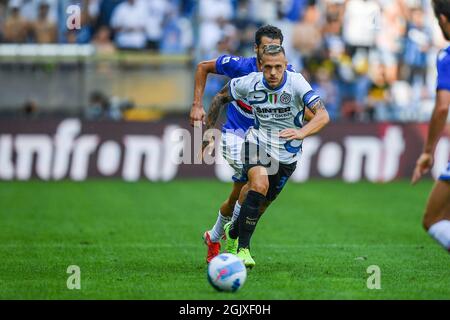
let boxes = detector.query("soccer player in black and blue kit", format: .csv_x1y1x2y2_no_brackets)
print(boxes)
412,0,450,253
190,26,302,263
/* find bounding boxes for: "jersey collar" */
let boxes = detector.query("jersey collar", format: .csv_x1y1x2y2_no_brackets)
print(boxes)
262,71,287,91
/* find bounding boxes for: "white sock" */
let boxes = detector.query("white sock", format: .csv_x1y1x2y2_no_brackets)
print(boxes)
231,202,241,223
428,220,450,251
210,211,231,243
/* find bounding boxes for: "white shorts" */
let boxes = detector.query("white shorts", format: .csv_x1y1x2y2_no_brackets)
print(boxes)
220,131,247,182
439,161,450,181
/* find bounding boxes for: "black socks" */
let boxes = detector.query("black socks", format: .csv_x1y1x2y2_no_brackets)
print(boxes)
229,190,266,249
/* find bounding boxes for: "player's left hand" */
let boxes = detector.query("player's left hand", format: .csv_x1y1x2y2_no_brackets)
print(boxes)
279,128,304,141
411,152,433,185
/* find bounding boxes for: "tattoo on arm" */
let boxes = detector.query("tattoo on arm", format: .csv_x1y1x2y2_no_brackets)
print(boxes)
308,99,326,114
205,83,234,129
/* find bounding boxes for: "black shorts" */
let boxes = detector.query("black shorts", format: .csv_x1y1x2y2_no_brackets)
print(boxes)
242,142,297,202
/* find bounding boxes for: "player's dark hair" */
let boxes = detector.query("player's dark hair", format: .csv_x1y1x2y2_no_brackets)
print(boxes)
432,0,450,20
255,25,284,46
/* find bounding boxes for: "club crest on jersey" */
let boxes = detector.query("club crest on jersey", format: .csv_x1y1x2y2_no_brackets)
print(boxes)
280,92,291,104
268,93,278,104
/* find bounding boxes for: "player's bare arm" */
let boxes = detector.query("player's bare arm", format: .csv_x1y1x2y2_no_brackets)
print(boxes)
412,90,450,184
201,83,234,153
190,59,217,126
205,82,234,130
279,99,330,141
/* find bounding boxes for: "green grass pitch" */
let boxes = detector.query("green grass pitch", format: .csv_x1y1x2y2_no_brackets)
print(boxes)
0,179,449,299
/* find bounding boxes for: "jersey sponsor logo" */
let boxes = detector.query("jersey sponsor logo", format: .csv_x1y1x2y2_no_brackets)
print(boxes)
255,106,291,114
280,92,291,104
248,90,267,104
268,93,278,104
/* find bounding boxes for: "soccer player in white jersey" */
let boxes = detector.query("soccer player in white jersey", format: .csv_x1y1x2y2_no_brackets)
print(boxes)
203,45,330,267
412,0,450,253
191,25,313,264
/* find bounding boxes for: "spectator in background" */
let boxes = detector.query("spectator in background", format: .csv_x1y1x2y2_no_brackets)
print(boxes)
144,0,171,51
88,0,101,23
3,2,28,43
29,2,57,43
198,0,235,55
110,0,147,49
292,3,323,67
366,64,391,121
267,0,303,71
284,0,309,22
248,0,278,22
160,4,193,54
234,0,259,56
96,0,124,28
312,64,340,120
92,25,116,54
403,5,432,86
20,0,58,23
376,0,406,84
322,0,345,58
342,0,380,51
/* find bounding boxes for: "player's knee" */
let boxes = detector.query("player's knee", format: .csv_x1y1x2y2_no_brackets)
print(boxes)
250,181,269,196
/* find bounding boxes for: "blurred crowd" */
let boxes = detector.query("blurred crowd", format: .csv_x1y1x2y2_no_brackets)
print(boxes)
0,0,447,122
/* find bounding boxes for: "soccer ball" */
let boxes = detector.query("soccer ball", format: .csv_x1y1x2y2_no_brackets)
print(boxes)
207,253,247,292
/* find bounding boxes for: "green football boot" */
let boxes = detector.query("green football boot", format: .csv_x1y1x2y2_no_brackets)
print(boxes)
237,248,256,269
223,222,238,255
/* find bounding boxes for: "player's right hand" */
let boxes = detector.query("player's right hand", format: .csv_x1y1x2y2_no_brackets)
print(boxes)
190,103,206,127
411,152,433,185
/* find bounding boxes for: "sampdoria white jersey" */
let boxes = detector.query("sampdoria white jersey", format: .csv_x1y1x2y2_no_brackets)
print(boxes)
229,71,320,164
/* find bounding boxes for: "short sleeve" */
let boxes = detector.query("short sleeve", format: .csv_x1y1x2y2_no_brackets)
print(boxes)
216,55,245,78
229,74,254,101
437,51,450,91
292,74,320,109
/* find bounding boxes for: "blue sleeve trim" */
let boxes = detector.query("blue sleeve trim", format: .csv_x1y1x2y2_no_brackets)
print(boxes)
303,90,320,108
437,85,450,92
